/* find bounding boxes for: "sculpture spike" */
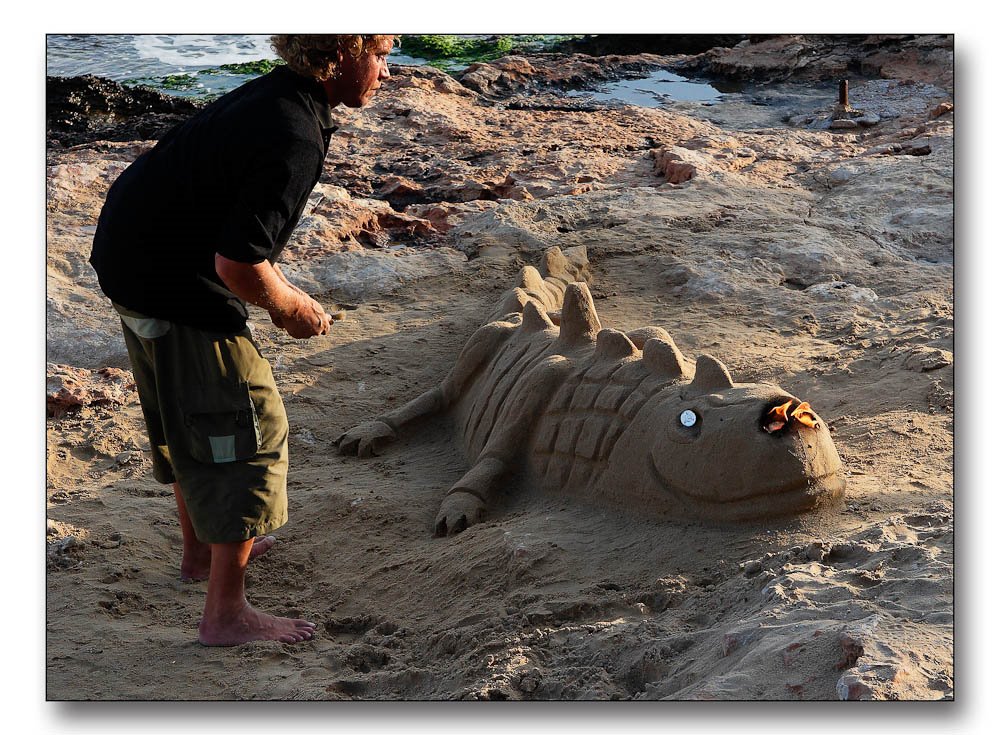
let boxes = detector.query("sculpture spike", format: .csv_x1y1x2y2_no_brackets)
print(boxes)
518,265,547,294
557,283,601,345
520,300,555,332
562,245,591,281
489,287,531,323
627,326,674,351
540,246,573,284
595,329,640,360
642,338,688,379
689,354,735,393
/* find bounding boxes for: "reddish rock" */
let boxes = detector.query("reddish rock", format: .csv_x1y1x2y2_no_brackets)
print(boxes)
782,641,803,667
377,210,438,239
836,672,876,700
392,65,476,97
405,201,497,235
283,189,438,258
379,175,426,199
652,148,696,184
836,630,865,670
457,53,675,100
930,101,954,118
47,364,136,417
785,682,806,698
459,57,537,96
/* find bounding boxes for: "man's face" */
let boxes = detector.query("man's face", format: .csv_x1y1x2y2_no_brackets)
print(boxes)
324,37,393,108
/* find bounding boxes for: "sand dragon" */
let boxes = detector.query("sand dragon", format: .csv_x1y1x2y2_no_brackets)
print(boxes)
336,246,846,534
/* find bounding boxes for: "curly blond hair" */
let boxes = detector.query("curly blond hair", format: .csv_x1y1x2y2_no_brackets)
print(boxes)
270,34,397,81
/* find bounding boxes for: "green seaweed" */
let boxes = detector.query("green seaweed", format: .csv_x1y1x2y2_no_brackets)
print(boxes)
400,35,514,63
118,35,586,98
400,34,586,71
158,74,202,90
120,58,284,100
214,58,285,75
120,76,217,101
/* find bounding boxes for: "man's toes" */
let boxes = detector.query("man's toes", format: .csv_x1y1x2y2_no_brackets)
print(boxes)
249,535,277,560
277,627,306,643
284,626,314,642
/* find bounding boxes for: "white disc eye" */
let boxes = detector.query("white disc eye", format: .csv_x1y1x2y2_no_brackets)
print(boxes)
679,410,698,427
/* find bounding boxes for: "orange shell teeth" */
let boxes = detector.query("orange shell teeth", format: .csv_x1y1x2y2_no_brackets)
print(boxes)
790,401,819,428
764,399,819,433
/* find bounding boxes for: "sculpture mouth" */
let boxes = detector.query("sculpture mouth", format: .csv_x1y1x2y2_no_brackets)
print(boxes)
648,457,845,520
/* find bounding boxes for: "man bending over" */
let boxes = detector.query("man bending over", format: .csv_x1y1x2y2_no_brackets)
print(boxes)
90,34,395,645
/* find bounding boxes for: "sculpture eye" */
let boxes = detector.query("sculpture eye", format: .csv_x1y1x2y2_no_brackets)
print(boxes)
679,409,698,428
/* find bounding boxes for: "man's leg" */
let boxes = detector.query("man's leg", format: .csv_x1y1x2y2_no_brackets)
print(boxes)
175,483,212,581
197,539,316,646
174,482,277,582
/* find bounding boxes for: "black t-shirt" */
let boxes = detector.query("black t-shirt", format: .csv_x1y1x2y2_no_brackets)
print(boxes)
90,66,337,333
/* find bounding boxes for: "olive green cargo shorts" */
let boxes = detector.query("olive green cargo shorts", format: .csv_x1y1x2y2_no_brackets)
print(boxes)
116,304,289,544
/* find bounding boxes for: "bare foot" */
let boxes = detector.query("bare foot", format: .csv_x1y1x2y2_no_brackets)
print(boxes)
248,535,277,561
181,535,277,582
198,602,317,646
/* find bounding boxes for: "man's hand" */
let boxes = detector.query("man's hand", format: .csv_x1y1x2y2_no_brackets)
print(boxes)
275,292,332,339
215,254,332,339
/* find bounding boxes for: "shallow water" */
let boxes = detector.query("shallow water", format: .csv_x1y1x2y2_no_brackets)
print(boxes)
46,34,427,99
565,71,845,130
48,35,273,88
565,68,726,105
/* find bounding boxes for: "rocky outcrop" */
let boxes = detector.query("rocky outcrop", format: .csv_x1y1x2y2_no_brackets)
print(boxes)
678,35,954,90
456,53,678,100
47,74,200,147
552,35,746,57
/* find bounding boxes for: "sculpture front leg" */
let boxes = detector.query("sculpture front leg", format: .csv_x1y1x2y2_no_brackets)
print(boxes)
434,457,507,536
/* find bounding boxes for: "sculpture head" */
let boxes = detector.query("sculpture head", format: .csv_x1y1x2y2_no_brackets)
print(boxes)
621,354,846,521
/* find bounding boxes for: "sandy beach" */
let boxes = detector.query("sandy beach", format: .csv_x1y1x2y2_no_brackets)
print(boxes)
45,34,953,702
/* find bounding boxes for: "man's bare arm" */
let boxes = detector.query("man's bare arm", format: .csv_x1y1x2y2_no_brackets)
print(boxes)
272,263,310,297
215,254,331,338
273,263,347,322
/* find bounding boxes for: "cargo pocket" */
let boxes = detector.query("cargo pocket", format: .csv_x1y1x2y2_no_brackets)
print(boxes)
184,381,262,464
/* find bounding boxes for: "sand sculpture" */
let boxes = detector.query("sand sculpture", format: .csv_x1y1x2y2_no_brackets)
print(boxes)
336,246,846,534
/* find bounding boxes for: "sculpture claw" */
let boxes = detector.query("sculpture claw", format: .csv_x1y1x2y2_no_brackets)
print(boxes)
334,420,396,458
434,491,485,536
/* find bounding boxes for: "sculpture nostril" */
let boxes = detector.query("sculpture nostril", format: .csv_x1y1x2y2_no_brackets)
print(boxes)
763,399,794,434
